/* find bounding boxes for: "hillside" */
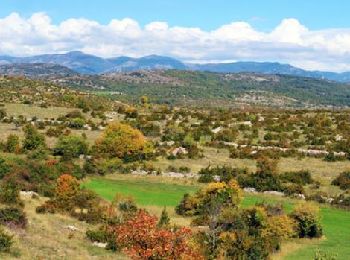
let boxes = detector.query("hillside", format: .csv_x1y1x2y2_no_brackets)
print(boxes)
2,52,350,82
52,70,350,108
0,63,78,78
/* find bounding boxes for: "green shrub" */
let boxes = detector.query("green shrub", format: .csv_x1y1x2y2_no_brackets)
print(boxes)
280,170,313,185
332,171,350,190
0,228,13,252
0,207,27,228
290,204,323,238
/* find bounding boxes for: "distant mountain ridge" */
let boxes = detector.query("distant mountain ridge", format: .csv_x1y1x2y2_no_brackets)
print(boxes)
1,51,350,82
0,63,78,78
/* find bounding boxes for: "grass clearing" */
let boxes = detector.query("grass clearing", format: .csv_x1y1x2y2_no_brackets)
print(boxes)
85,175,350,260
83,176,199,207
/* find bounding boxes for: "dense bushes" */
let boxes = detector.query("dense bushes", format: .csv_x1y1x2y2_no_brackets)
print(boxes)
0,207,27,229
198,166,247,183
54,135,89,160
280,170,314,185
332,171,350,190
36,174,103,223
176,182,314,259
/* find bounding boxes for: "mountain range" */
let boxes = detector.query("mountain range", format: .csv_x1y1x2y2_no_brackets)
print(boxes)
1,51,350,83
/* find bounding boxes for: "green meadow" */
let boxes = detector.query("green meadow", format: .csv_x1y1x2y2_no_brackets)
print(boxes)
84,176,350,260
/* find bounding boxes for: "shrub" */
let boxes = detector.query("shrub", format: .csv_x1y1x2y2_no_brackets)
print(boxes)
0,228,13,252
22,124,46,151
158,208,170,227
0,207,27,228
290,204,322,238
4,134,20,153
332,171,350,190
282,183,305,196
0,158,10,180
0,177,22,206
54,135,89,160
280,170,313,185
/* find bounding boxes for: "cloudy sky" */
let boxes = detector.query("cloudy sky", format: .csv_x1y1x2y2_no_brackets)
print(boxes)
1,0,350,72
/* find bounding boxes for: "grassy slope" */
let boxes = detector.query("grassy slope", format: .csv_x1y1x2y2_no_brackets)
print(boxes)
85,176,350,260
0,196,126,260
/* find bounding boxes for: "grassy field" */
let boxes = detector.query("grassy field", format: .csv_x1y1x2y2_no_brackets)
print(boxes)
0,196,126,260
83,176,198,207
84,175,350,260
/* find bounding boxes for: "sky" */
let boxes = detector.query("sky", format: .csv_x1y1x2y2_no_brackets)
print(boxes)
1,0,350,72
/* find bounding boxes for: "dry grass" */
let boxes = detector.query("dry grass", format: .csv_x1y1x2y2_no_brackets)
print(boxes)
0,196,127,260
3,104,75,120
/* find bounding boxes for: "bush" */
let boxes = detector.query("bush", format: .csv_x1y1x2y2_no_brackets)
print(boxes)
0,228,13,252
282,183,305,196
332,171,350,190
0,207,27,228
290,204,323,238
198,166,246,183
22,124,46,151
281,170,313,185
4,134,20,153
54,135,89,160
0,158,10,180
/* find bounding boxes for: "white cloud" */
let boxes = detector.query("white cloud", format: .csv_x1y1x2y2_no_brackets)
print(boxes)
1,12,350,72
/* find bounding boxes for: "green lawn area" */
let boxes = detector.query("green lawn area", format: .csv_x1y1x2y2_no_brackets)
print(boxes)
84,176,350,259
83,177,198,206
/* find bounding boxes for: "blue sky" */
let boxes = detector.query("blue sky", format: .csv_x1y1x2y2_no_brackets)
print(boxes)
1,0,349,31
1,1,350,71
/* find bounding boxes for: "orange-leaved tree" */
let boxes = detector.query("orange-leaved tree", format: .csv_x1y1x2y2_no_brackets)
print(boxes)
113,210,203,260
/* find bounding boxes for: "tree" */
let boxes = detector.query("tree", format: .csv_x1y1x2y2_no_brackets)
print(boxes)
113,210,202,260
55,135,89,160
94,122,151,160
158,208,170,227
22,124,46,150
54,174,80,210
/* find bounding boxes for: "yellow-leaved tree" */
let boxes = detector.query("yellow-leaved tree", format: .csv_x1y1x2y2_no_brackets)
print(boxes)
94,122,153,161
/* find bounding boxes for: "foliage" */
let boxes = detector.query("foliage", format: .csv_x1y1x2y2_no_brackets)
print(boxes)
0,158,10,180
0,227,13,252
0,207,27,229
158,208,170,228
54,135,89,160
113,210,202,260
290,204,323,238
22,124,46,151
94,122,152,161
280,170,314,185
331,171,350,190
4,134,20,153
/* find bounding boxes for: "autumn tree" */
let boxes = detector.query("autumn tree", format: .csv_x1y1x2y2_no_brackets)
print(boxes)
113,210,202,260
94,122,152,161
